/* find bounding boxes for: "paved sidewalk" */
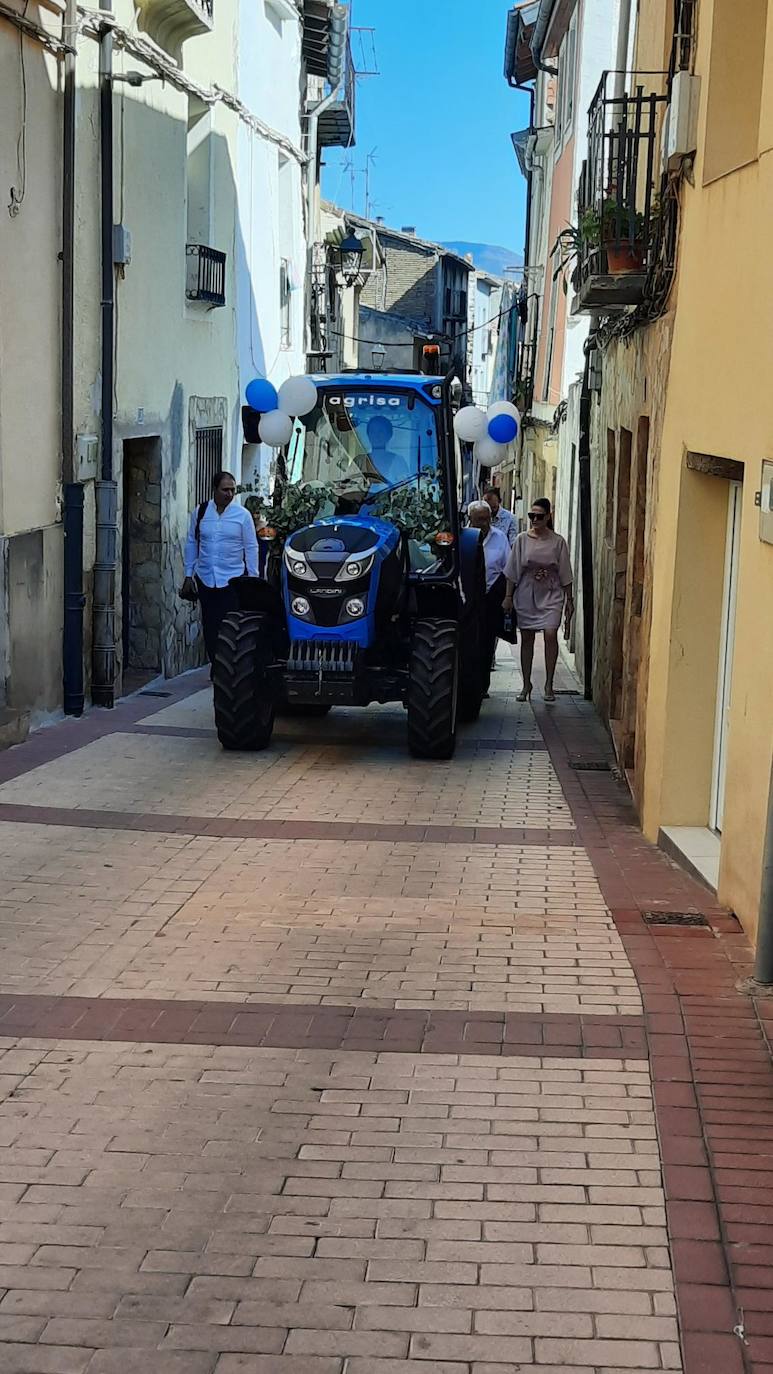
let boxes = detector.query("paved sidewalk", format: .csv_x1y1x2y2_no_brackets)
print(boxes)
0,651,768,1372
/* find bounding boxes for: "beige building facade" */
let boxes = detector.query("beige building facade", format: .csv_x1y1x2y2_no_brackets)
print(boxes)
1,0,350,728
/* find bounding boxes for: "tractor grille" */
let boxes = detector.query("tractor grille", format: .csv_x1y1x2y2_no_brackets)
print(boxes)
287,640,357,675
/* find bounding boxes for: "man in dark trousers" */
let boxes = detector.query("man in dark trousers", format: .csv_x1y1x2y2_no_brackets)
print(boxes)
180,471,259,670
467,500,509,696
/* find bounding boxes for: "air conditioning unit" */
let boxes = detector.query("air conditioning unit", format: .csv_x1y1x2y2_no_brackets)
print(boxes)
662,71,700,171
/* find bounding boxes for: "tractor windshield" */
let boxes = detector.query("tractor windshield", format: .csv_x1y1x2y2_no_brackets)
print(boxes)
279,389,449,558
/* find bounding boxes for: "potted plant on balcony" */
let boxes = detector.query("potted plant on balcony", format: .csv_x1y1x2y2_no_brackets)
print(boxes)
600,197,646,274
551,208,600,295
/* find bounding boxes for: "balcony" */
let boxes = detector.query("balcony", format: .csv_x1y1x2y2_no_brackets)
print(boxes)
317,36,356,148
135,0,212,58
186,244,226,307
574,73,668,314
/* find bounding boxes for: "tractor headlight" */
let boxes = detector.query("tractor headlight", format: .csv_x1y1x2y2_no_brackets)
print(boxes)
291,596,311,617
345,597,365,618
335,553,374,582
284,549,316,582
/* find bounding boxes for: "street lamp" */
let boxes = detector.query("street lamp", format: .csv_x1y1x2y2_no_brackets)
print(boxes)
334,230,365,285
371,344,386,371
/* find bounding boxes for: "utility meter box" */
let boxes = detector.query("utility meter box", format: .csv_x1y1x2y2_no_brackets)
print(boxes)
113,224,132,266
760,460,773,545
663,72,700,170
75,434,99,482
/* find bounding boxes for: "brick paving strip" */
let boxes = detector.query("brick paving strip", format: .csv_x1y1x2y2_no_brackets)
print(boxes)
536,699,773,1374
0,994,647,1059
0,802,578,847
128,724,549,752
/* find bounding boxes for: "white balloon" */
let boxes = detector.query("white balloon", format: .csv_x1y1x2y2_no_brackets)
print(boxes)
487,400,522,427
259,409,294,447
473,435,507,466
453,405,488,443
278,375,319,417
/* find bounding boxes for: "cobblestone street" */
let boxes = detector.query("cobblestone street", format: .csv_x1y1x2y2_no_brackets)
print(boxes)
0,653,768,1374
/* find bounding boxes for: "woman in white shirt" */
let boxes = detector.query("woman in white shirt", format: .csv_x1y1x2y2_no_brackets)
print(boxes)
181,471,259,668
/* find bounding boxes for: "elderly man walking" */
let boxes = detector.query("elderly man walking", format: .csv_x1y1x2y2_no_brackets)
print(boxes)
484,486,517,547
467,499,510,697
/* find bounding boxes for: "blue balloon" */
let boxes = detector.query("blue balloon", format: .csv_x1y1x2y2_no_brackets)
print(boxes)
488,413,519,444
245,378,279,413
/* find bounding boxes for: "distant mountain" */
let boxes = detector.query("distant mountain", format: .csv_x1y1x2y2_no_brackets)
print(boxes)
441,241,523,278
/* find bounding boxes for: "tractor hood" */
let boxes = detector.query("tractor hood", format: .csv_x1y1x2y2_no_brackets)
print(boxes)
284,515,399,581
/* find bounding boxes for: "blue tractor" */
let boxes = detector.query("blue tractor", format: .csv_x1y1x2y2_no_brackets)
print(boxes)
212,367,486,759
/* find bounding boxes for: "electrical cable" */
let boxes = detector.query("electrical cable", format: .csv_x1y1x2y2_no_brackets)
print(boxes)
8,0,30,217
327,300,519,350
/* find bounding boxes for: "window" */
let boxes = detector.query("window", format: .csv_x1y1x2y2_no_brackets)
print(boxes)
280,259,292,348
194,426,223,503
704,0,767,183
554,10,578,151
278,154,294,348
186,96,212,246
605,429,616,543
543,279,559,402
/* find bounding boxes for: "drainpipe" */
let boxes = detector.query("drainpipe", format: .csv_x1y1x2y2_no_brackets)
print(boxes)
754,753,773,984
305,78,344,362
61,0,85,716
578,338,595,699
611,0,633,104
92,18,118,707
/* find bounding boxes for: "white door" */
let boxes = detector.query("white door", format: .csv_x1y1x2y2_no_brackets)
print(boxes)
710,481,742,833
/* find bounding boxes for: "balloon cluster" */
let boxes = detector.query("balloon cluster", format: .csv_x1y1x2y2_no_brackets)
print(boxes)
245,375,319,447
453,399,521,466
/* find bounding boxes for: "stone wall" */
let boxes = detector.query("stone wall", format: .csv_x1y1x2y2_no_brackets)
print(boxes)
360,235,439,327
589,313,674,802
124,438,162,672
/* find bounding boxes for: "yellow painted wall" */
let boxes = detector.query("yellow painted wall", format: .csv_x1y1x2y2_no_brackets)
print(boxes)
639,0,773,939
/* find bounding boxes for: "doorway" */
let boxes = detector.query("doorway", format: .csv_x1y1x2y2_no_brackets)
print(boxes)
122,437,162,686
710,480,742,833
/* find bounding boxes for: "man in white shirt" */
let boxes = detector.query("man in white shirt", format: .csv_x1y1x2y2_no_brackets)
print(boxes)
467,500,510,695
484,486,517,547
181,471,259,668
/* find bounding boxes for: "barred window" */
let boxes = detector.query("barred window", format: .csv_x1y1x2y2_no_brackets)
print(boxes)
194,425,224,503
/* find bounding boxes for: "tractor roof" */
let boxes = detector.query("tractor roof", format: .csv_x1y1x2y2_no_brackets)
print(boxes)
316,373,443,393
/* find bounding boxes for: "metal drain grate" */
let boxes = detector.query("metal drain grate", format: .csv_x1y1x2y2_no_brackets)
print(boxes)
642,910,709,927
569,757,611,771
553,689,580,696
138,690,173,699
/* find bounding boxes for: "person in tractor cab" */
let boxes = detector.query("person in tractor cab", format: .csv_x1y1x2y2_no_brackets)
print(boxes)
467,500,510,696
365,415,412,490
180,470,259,672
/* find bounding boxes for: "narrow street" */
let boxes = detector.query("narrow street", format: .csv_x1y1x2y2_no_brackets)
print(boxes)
0,654,766,1374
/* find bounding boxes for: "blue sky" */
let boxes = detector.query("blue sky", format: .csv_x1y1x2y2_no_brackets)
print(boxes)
321,0,531,253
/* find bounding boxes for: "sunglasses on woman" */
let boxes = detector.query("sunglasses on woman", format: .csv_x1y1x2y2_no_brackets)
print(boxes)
528,511,546,521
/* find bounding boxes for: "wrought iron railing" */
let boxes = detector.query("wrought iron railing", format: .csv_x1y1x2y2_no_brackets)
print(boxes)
516,337,537,416
576,73,668,291
318,35,356,148
186,244,226,306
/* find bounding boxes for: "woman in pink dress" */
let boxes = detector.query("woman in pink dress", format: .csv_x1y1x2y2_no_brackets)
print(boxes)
502,497,574,703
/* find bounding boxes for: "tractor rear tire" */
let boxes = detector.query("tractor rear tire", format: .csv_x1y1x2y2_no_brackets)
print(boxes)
213,612,275,751
407,618,458,760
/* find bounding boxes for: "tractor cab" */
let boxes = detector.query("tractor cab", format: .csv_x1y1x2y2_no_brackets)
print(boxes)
212,369,487,759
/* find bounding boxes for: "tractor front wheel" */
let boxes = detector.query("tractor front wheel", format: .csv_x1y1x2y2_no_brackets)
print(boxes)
407,618,458,760
213,612,275,751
